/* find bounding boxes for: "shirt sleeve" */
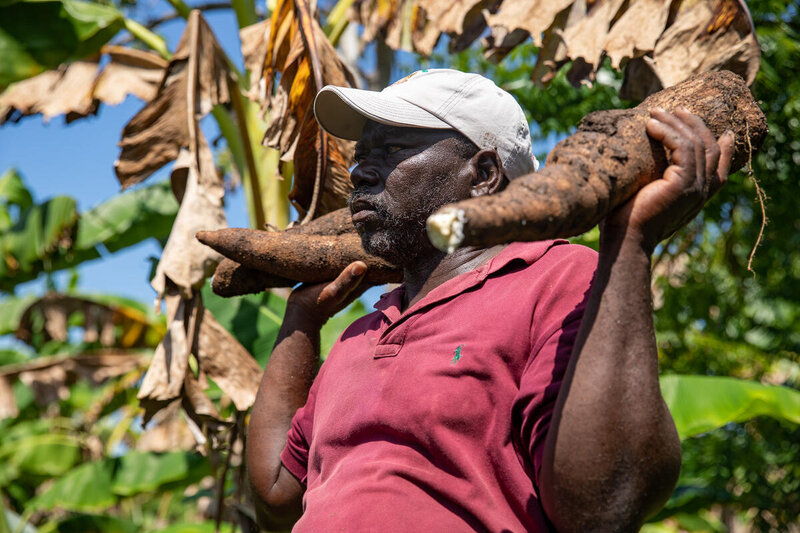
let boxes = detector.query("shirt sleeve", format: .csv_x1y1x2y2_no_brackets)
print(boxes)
512,244,596,489
280,361,329,485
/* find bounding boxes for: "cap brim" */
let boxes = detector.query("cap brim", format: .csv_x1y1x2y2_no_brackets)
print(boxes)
314,86,452,141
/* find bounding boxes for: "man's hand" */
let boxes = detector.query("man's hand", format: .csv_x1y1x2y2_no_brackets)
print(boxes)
603,108,735,253
287,261,370,326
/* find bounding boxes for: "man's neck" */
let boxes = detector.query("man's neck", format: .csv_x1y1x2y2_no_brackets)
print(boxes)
401,244,506,310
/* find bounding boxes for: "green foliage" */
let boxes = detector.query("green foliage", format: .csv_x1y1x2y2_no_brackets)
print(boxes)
74,179,179,255
44,514,138,533
202,283,285,367
0,172,178,292
660,375,800,439
30,461,116,512
0,0,124,87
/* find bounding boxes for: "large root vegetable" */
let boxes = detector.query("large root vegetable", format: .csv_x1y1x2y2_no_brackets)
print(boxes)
281,206,355,236
206,207,382,297
426,71,768,252
197,230,402,288
210,258,295,297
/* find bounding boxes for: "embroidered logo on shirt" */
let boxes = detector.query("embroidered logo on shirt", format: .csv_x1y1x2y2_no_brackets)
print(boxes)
451,345,464,364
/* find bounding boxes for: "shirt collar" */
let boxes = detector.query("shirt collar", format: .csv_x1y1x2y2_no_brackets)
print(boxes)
373,239,567,323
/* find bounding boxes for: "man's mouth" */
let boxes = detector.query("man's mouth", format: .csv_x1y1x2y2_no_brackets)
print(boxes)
350,199,379,223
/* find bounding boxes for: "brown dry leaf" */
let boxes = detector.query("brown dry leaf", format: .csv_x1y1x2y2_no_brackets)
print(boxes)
259,0,356,220
194,307,262,411
138,288,191,419
150,137,226,300
115,10,232,189
529,2,582,85
639,0,759,92
353,0,440,55
240,19,271,102
137,400,198,452
20,365,72,406
1,352,149,412
290,104,356,216
356,0,400,44
0,61,97,124
560,0,627,71
0,47,166,125
0,376,19,420
182,372,230,450
484,0,574,54
94,46,168,105
16,293,156,348
418,0,499,52
603,0,672,69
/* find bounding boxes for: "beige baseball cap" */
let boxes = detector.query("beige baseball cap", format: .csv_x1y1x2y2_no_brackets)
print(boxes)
313,69,539,179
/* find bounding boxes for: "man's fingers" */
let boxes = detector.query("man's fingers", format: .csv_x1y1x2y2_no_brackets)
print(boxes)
675,109,720,192
317,261,368,306
647,110,699,173
653,108,706,181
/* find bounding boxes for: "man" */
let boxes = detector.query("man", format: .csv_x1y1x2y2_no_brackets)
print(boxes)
247,69,734,532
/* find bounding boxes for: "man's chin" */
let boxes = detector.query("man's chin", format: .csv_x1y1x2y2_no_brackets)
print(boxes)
358,232,410,267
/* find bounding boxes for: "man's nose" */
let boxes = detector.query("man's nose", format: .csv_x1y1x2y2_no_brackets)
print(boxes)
350,163,381,189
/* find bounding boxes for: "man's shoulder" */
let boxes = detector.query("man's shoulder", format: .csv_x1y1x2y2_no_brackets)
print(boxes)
498,239,598,279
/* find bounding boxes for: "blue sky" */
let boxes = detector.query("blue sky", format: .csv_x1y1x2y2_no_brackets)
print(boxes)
0,3,561,310
0,7,251,304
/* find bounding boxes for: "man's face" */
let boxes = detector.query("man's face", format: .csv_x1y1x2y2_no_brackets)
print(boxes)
347,121,473,267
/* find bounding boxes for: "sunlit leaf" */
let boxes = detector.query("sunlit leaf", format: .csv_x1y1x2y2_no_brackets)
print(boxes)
0,176,179,292
75,180,178,254
660,374,800,440
0,168,33,211
30,460,115,512
0,0,124,87
3,434,82,476
111,451,190,496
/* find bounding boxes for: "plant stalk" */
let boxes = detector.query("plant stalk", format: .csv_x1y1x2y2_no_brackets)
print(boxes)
123,19,171,59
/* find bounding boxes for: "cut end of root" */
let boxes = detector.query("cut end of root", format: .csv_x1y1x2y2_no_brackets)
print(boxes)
427,207,466,253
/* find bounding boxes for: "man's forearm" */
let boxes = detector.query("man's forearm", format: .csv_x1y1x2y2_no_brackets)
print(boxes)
246,306,321,514
539,231,681,532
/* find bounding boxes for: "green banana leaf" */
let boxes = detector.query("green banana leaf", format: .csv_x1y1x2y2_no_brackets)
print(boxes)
0,169,33,230
660,374,800,440
0,175,178,291
111,451,192,496
0,0,124,87
29,460,115,512
202,284,286,367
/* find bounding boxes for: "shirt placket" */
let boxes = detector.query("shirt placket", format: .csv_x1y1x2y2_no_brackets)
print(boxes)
371,265,493,359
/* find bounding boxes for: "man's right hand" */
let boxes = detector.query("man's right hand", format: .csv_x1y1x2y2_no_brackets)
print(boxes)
286,261,370,326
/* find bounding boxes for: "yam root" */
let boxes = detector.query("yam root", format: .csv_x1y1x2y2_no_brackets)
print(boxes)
197,230,402,286
426,70,768,252
281,206,355,236
208,208,366,297
210,258,294,297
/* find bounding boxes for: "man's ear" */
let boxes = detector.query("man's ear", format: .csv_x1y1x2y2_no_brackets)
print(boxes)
470,149,506,197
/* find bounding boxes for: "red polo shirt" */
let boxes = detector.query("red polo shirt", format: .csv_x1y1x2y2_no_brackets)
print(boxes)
280,240,597,532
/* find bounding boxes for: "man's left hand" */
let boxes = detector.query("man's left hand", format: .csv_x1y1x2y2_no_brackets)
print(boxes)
603,108,735,253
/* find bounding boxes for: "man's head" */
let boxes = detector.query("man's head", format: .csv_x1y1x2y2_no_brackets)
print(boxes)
313,69,536,266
